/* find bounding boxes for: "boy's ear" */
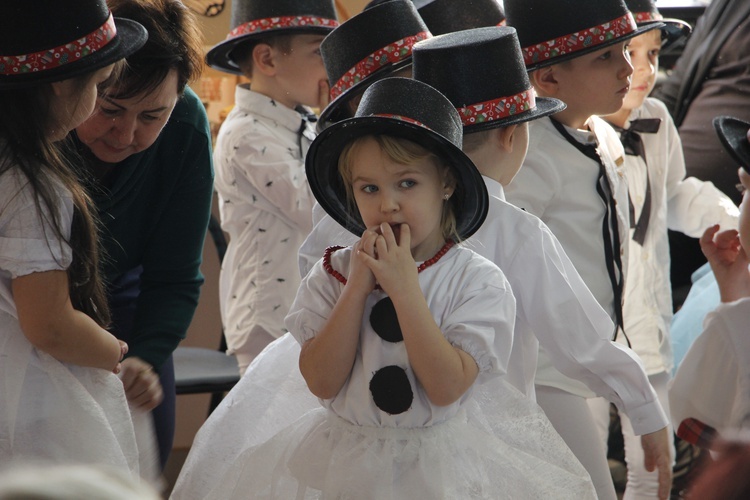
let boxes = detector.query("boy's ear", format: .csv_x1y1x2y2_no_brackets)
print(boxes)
530,66,559,97
494,125,518,153
252,43,278,76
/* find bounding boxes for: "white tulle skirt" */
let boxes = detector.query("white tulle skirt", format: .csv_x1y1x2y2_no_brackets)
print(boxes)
0,312,158,486
172,334,595,500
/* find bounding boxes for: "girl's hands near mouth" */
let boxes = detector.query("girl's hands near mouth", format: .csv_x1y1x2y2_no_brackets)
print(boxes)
359,223,419,297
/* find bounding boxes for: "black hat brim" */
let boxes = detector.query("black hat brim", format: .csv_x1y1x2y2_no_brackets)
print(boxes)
0,17,147,89
526,21,665,72
463,96,566,133
306,115,488,239
659,19,691,50
317,57,414,131
713,116,750,172
206,25,337,74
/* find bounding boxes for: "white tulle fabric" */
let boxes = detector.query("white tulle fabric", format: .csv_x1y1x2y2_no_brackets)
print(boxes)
173,334,595,499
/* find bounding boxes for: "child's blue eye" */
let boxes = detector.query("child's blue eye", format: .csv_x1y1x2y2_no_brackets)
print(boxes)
362,185,378,193
599,51,612,60
399,180,416,188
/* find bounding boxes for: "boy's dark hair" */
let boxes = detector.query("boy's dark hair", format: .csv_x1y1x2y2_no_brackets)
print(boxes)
106,0,205,99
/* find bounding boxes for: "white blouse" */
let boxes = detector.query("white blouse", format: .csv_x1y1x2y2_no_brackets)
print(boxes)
286,244,515,427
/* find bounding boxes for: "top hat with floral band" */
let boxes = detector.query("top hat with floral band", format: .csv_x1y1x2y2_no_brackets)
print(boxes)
624,0,691,50
504,0,664,71
317,0,431,131
413,26,565,133
306,77,488,240
206,0,339,74
0,0,147,89
714,116,750,173
413,0,506,36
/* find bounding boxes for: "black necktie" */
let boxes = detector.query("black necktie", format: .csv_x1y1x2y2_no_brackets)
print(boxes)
295,106,317,158
613,118,660,246
549,118,627,344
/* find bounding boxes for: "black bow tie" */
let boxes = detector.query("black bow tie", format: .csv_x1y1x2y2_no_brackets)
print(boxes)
615,118,661,164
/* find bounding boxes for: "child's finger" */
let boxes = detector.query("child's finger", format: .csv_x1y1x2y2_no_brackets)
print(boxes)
714,229,740,249
700,224,720,245
379,222,398,249
399,223,411,249
319,79,330,110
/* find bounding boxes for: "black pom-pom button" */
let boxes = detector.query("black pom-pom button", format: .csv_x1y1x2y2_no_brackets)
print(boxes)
370,297,402,343
369,365,413,414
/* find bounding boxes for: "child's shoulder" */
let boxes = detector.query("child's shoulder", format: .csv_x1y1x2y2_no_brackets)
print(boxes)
452,244,510,290
640,97,670,118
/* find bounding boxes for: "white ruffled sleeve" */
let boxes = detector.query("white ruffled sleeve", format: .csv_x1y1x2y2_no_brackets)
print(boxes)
437,253,516,385
285,247,348,345
0,169,72,278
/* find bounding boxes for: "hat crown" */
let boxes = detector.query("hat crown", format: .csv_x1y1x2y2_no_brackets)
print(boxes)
624,0,659,16
356,77,463,149
413,26,529,110
414,0,505,36
321,0,428,86
230,0,338,30
1,0,110,56
504,0,631,50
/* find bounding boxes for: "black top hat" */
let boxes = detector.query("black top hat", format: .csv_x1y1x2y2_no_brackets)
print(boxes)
413,26,565,132
206,0,339,74
624,0,691,50
714,116,750,173
306,77,488,240
504,0,664,71
0,0,147,89
317,0,431,130
413,0,506,36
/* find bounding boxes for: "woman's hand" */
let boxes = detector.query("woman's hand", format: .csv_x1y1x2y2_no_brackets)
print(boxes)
119,356,164,411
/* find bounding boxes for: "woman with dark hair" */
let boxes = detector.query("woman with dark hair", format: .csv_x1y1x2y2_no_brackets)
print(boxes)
73,0,214,469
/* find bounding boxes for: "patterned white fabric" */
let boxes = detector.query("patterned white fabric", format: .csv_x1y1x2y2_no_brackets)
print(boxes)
214,84,317,362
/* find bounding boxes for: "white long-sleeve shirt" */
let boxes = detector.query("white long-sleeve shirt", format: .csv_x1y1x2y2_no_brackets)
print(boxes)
215,84,317,358
620,97,738,375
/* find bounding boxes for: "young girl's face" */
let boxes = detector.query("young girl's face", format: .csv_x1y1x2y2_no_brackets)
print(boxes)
553,41,633,123
49,64,114,142
621,29,661,113
349,137,454,261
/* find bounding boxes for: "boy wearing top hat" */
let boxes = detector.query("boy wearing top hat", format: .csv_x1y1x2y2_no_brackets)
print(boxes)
298,0,431,274
587,1,739,496
502,0,672,498
208,0,338,374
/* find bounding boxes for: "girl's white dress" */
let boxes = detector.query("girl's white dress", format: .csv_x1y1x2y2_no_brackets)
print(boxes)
173,245,595,499
0,167,152,478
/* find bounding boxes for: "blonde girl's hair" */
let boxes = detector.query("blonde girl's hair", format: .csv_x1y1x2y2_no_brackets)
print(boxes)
337,134,459,241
